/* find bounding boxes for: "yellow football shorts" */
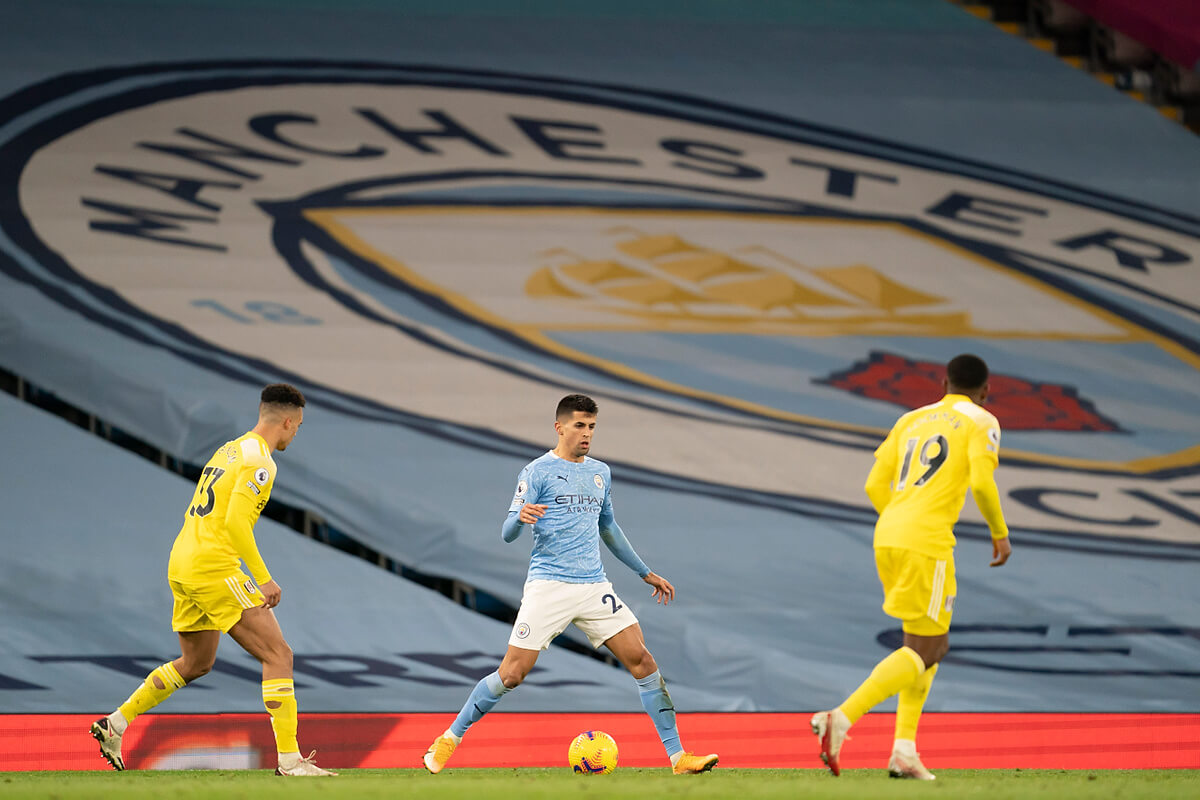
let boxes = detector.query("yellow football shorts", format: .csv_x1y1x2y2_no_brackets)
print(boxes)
169,572,263,633
874,547,956,636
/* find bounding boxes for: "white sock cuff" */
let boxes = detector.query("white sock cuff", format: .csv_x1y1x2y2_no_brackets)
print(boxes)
636,670,663,691
485,670,511,697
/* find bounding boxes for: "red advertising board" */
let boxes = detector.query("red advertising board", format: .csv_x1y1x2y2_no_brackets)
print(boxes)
3,712,1197,772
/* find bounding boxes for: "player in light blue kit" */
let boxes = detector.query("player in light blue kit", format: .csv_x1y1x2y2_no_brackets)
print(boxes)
423,394,719,775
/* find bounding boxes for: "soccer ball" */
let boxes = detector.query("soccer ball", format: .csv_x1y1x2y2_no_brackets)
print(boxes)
568,730,619,774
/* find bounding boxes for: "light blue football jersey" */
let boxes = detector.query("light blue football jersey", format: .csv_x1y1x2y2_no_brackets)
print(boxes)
508,451,613,583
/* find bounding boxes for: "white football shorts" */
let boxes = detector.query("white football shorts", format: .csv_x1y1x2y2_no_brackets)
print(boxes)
508,579,639,650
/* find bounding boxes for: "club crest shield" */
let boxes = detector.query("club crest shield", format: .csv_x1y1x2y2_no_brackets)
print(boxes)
2,62,1198,550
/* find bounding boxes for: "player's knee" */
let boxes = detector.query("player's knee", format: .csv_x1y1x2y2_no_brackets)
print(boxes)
178,659,212,682
629,647,656,675
497,665,527,689
253,638,292,670
919,638,949,667
270,641,294,670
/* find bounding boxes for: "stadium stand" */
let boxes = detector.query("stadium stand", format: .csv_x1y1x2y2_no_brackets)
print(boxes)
966,0,1200,131
0,390,727,713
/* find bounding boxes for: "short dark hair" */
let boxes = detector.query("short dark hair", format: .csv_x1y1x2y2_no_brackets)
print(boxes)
556,393,598,419
946,354,989,391
260,383,306,410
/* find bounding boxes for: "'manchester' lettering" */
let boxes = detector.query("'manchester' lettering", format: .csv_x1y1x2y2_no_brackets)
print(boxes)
81,103,1193,275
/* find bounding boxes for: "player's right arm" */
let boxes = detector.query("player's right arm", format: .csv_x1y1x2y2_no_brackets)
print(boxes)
501,466,546,542
864,424,901,513
968,418,1012,566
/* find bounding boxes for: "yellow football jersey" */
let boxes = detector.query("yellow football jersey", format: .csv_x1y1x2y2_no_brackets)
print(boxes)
869,394,1003,559
167,431,275,584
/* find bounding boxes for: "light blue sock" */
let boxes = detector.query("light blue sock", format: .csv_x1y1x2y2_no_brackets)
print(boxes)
450,671,510,738
637,670,682,757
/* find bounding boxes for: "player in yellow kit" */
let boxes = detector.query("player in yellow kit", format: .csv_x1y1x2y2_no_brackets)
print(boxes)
811,354,1012,780
89,384,335,777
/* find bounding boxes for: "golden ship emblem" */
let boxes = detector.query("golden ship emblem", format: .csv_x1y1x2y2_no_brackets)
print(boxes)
527,226,973,336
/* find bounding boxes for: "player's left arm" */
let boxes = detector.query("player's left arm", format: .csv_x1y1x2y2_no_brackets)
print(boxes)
598,512,651,578
597,481,674,604
864,426,900,513
968,422,1011,567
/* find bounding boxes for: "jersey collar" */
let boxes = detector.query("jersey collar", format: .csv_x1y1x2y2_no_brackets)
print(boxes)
547,449,587,464
248,430,272,453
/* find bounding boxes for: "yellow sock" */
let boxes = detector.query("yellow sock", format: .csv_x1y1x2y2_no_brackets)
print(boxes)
837,646,925,724
262,678,298,753
895,663,938,741
118,662,186,723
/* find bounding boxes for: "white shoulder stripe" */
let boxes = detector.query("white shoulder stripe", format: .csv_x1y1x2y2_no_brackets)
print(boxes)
952,400,1000,428
239,437,275,463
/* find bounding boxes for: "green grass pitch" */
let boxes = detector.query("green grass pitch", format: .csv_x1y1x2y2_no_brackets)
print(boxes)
4,768,1198,799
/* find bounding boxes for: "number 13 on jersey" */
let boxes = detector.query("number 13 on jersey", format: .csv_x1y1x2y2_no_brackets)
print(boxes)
189,466,225,517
